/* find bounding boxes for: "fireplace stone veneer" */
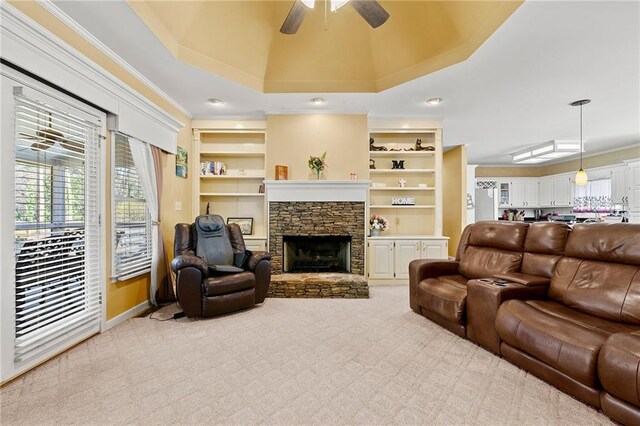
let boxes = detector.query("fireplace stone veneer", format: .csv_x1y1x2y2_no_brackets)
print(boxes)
269,202,365,275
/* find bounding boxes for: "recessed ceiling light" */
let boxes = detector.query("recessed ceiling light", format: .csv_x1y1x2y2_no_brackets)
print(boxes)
207,98,223,105
426,97,442,105
311,97,325,105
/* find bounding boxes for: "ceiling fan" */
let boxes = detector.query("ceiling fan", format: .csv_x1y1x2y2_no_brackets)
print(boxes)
18,112,84,154
280,0,390,35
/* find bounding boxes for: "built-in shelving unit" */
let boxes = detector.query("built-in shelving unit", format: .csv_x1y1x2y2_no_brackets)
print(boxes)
192,122,268,251
368,129,442,237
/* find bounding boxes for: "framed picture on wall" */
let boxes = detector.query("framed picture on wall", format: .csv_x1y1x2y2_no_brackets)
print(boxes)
227,217,253,235
176,146,188,178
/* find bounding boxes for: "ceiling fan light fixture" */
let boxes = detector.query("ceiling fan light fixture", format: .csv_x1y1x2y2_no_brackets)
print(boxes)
426,97,442,105
331,0,350,12
207,98,223,105
301,0,315,9
311,97,325,105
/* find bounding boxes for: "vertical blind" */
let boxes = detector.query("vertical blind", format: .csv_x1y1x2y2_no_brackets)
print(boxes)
14,95,102,362
112,133,152,280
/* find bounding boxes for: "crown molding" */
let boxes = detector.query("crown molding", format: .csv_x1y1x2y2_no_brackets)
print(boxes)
35,0,193,120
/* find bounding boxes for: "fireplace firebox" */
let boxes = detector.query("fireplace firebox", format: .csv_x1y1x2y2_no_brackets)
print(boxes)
283,236,351,273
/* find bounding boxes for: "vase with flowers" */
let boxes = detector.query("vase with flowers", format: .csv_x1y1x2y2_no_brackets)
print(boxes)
308,151,327,180
369,214,389,237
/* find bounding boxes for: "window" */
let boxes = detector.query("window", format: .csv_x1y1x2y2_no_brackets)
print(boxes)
11,90,102,363
112,132,152,280
573,178,613,213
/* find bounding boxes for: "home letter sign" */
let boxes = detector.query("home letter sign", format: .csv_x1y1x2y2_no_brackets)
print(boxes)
392,197,416,206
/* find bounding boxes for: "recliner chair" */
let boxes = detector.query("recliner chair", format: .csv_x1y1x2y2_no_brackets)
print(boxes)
171,215,271,318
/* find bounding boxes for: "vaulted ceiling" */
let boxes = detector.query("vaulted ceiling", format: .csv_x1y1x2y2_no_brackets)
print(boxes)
128,0,521,93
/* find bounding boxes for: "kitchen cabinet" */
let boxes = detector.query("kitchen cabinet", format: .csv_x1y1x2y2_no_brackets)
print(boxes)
498,181,512,207
611,166,628,204
509,179,539,208
367,237,448,283
628,161,640,223
612,176,627,205
539,174,573,207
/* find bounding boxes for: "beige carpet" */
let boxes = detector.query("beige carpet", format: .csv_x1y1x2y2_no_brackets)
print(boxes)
1,287,612,425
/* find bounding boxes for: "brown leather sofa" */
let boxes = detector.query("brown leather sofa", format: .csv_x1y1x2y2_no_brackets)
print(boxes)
599,331,640,425
495,223,640,412
171,221,271,318
409,221,531,337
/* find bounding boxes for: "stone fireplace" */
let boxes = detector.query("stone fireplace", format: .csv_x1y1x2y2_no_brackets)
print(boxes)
264,180,369,298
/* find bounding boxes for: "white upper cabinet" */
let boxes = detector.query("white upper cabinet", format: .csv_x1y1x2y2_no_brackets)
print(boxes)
499,178,538,208
539,177,553,207
552,175,573,207
611,165,628,205
524,179,540,207
628,161,640,216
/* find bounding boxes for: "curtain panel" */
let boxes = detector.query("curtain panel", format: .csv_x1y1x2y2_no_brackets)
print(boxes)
573,178,613,213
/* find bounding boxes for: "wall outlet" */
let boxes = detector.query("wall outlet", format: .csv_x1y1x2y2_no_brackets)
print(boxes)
175,201,182,211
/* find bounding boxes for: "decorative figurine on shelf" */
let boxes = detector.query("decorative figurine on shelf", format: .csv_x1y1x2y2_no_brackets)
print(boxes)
369,159,376,169
399,178,407,188
206,202,210,215
369,137,387,151
391,160,405,169
415,139,435,151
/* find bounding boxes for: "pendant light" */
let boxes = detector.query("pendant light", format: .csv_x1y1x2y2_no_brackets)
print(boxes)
571,99,590,186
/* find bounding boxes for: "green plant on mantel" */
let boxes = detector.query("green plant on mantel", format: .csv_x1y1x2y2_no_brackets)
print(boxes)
308,151,327,180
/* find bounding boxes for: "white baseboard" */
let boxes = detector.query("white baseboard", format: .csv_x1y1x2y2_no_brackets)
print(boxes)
104,301,150,331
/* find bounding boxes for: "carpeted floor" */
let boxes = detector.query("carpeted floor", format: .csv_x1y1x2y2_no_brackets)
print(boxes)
1,286,612,425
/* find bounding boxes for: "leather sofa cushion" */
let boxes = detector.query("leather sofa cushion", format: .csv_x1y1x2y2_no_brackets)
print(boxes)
496,299,635,387
520,252,562,279
549,257,640,324
467,221,529,252
459,246,522,279
455,224,473,261
205,272,255,296
438,275,468,286
524,222,570,255
599,331,640,407
417,278,467,324
564,223,640,266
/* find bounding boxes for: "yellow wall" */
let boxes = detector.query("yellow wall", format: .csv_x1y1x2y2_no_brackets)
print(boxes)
476,145,640,178
266,115,369,180
443,146,467,257
10,1,194,320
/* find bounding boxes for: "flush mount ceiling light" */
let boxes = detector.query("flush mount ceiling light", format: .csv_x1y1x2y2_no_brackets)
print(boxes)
280,0,389,34
511,140,583,164
571,99,591,186
207,98,223,105
310,97,325,105
426,97,442,105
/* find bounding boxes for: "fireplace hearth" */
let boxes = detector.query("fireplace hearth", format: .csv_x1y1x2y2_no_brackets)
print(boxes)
283,236,351,273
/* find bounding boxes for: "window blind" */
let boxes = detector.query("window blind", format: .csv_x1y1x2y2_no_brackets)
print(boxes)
112,133,152,281
14,95,102,362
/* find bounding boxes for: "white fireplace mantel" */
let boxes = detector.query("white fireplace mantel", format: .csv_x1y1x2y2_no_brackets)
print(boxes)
265,180,371,202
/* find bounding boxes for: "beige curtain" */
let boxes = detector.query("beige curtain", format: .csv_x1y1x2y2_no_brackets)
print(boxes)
151,146,175,303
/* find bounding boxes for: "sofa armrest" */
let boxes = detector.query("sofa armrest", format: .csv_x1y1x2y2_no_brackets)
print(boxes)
409,259,460,312
493,272,550,287
171,254,208,276
466,279,548,354
245,251,272,271
175,267,203,318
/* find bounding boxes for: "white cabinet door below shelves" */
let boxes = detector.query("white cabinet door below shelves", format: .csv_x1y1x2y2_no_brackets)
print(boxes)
394,240,421,279
245,240,266,252
368,240,394,279
422,241,448,259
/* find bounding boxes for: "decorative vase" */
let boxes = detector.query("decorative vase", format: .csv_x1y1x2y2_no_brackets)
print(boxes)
315,169,322,180
370,228,380,237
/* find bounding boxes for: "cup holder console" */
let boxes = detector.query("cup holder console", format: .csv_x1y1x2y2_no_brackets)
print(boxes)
478,278,509,287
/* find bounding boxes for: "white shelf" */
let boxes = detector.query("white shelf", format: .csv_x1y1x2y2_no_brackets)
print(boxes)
200,193,265,197
244,236,267,240
369,151,435,156
200,151,265,157
369,187,434,191
200,175,265,180
369,169,435,174
370,205,436,209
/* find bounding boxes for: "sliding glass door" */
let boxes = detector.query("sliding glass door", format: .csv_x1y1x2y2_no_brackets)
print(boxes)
1,71,105,381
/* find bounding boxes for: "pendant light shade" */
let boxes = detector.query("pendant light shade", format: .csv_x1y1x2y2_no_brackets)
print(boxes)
571,99,590,186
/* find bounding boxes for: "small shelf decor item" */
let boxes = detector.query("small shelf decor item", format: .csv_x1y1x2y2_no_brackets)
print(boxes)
369,214,389,237
391,160,405,169
275,165,288,180
308,151,327,180
392,197,416,206
227,217,253,235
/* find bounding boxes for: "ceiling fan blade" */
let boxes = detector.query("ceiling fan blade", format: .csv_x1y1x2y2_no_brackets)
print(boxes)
350,0,389,29
280,0,309,34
